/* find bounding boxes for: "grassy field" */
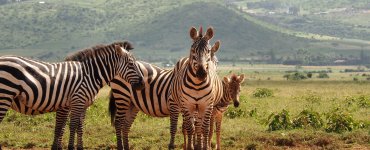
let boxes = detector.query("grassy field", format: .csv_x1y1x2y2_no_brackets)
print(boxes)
0,65,370,149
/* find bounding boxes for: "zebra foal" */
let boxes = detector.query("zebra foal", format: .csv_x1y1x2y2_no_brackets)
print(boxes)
182,74,245,150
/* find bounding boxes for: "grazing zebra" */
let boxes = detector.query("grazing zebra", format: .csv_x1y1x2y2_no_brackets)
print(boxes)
182,74,245,150
169,26,222,150
0,41,144,150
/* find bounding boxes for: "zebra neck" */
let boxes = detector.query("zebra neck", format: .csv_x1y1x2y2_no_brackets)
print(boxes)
80,57,115,89
219,82,231,105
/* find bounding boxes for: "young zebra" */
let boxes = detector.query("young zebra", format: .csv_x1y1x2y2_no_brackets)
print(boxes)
182,74,245,150
169,26,222,150
209,74,244,150
0,41,144,150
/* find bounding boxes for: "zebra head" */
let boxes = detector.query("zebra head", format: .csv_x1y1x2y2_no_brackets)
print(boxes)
223,74,245,107
189,26,220,81
114,43,144,90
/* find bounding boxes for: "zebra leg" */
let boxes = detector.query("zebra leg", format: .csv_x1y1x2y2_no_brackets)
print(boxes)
215,114,222,150
168,102,179,150
183,111,195,150
121,105,139,150
52,108,70,150
0,97,12,123
208,114,215,149
114,116,123,150
201,106,213,150
195,116,202,149
182,115,187,150
76,109,86,150
68,103,85,150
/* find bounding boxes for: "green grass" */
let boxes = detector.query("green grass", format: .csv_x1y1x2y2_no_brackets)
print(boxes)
1,65,369,149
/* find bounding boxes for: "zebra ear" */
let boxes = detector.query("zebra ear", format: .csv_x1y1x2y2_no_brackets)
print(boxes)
238,74,245,83
223,76,230,83
190,27,198,41
204,27,214,41
123,41,134,51
114,45,124,55
211,40,221,54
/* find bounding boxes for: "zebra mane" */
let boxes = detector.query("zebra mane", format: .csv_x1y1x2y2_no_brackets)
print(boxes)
65,41,133,62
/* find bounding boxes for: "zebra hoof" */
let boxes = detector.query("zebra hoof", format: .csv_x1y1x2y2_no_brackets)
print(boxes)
68,145,74,150
77,146,83,150
168,144,175,150
51,144,62,150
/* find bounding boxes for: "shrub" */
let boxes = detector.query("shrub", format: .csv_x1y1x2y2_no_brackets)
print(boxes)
225,108,246,119
293,109,323,129
307,72,313,78
345,95,370,108
325,109,355,133
283,72,308,80
253,88,274,98
317,73,329,78
267,109,293,131
356,95,370,108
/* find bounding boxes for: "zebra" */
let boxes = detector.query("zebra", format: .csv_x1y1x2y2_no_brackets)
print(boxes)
108,60,174,150
0,41,144,150
182,74,245,150
169,26,222,150
108,51,220,150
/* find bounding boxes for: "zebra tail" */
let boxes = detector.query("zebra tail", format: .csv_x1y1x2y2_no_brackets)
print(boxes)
108,89,116,126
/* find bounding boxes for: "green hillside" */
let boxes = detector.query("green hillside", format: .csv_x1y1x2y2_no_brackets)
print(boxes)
0,0,369,63
126,2,309,60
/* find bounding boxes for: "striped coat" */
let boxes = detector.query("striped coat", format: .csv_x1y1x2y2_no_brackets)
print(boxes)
169,26,222,150
108,60,174,150
0,42,144,150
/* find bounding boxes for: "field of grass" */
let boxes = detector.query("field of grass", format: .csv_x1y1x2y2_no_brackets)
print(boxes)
0,65,369,149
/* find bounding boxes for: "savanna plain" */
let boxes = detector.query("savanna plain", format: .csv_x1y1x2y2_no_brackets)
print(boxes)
0,64,369,150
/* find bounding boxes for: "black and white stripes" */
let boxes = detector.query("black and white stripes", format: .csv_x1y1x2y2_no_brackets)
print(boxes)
0,41,144,150
169,26,222,150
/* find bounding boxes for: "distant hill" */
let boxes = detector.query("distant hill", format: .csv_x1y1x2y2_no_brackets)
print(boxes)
127,2,309,59
0,0,368,63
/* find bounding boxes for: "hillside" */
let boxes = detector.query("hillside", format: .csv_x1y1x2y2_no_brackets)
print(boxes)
126,2,309,60
0,0,369,64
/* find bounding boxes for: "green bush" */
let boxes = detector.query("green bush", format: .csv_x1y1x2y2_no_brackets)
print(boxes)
345,95,370,108
325,109,355,133
356,95,370,108
283,72,308,80
252,88,274,98
225,108,246,119
293,109,323,129
317,73,329,78
267,109,293,131
307,72,313,78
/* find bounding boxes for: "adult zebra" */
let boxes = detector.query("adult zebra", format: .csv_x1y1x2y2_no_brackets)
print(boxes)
108,56,219,149
0,41,144,150
169,26,222,150
108,60,175,150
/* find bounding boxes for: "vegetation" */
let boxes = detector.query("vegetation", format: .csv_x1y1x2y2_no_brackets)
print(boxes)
1,65,369,149
0,0,369,64
252,88,274,98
